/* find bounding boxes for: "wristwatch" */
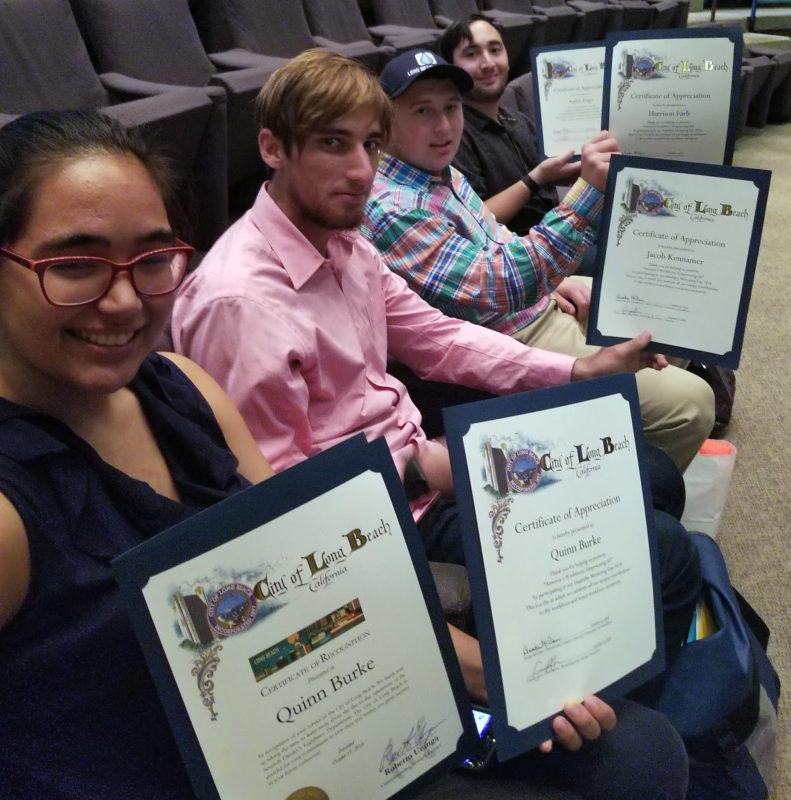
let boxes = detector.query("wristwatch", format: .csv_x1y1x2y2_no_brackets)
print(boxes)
521,173,542,197
404,458,431,500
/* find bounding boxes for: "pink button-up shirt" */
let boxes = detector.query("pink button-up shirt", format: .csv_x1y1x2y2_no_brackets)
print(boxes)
171,185,575,517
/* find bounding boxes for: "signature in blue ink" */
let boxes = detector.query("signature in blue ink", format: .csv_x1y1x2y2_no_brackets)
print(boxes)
379,717,442,774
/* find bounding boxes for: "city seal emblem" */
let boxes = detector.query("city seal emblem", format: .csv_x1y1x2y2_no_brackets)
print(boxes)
505,448,542,493
207,583,258,637
637,189,665,216
632,56,658,79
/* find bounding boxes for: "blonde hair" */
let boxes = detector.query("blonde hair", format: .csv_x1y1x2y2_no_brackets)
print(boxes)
255,49,391,154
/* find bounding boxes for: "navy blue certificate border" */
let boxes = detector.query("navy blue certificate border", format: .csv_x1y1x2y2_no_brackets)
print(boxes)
530,41,606,162
587,154,771,368
112,434,478,800
601,26,743,165
442,375,664,760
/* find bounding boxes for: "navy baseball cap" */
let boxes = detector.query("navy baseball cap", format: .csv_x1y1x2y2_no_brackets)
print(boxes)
379,49,474,99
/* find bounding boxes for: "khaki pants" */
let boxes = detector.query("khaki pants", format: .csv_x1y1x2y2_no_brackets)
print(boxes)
512,278,715,472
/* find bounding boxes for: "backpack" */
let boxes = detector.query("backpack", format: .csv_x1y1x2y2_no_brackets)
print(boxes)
656,533,780,799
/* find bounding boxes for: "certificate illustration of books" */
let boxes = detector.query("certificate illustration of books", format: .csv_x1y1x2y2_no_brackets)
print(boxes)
587,154,770,368
531,43,606,159
113,436,477,800
602,27,742,164
443,376,664,759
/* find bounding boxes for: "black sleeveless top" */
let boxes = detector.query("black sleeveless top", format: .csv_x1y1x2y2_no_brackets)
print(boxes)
0,353,249,798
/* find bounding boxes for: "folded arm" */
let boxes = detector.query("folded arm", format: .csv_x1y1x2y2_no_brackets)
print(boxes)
363,179,602,323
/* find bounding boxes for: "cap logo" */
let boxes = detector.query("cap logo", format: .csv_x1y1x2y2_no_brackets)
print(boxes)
405,51,439,78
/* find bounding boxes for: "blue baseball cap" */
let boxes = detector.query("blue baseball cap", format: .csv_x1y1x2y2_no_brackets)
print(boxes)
379,49,473,99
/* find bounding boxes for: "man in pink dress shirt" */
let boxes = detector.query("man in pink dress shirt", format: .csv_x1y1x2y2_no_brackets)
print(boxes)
172,50,665,534
171,54,699,796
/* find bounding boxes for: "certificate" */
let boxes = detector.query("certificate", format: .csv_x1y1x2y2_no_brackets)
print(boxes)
602,28,742,164
443,376,663,759
587,155,770,368
113,436,477,800
531,43,606,159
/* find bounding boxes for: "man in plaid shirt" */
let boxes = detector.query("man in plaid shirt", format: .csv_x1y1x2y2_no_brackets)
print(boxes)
362,50,714,472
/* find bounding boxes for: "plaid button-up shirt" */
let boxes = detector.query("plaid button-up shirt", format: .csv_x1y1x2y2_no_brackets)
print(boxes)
362,153,602,337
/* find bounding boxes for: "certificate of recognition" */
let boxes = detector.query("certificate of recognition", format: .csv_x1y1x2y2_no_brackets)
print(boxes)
113,436,476,800
603,28,742,164
587,155,770,368
531,43,606,158
443,376,664,759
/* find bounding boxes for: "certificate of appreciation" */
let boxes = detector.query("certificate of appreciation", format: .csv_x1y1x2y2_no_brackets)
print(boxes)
113,436,476,800
587,155,770,368
443,377,663,759
531,43,606,159
603,28,742,164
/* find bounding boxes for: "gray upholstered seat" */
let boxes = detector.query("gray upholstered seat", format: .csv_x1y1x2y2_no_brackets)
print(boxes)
367,0,445,51
198,0,387,72
0,0,224,249
604,0,655,32
69,0,289,245
490,0,577,46
747,48,791,123
301,0,399,67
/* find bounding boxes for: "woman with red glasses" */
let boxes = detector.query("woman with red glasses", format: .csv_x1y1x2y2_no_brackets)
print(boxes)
0,110,274,797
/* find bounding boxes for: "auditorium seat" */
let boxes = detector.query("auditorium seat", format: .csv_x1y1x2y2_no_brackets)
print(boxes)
0,0,225,249
199,0,388,72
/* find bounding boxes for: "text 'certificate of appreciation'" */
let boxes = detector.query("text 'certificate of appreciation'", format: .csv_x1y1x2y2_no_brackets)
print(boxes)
443,377,663,760
587,155,770,368
531,43,606,159
113,436,476,800
603,28,741,164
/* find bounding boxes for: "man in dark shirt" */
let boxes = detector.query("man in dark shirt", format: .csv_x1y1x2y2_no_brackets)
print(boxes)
440,15,567,234
439,14,597,271
457,95,560,235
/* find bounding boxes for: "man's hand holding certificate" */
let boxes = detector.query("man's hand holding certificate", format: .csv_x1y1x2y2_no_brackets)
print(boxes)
531,43,606,159
587,156,771,368
603,28,742,164
444,376,664,760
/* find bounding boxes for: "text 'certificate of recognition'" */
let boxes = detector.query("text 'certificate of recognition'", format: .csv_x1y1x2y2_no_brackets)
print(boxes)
444,377,663,760
532,43,606,159
587,155,770,368
603,28,741,164
113,437,475,800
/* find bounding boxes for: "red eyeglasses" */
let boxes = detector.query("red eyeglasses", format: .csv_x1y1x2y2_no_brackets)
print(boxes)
0,240,194,307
